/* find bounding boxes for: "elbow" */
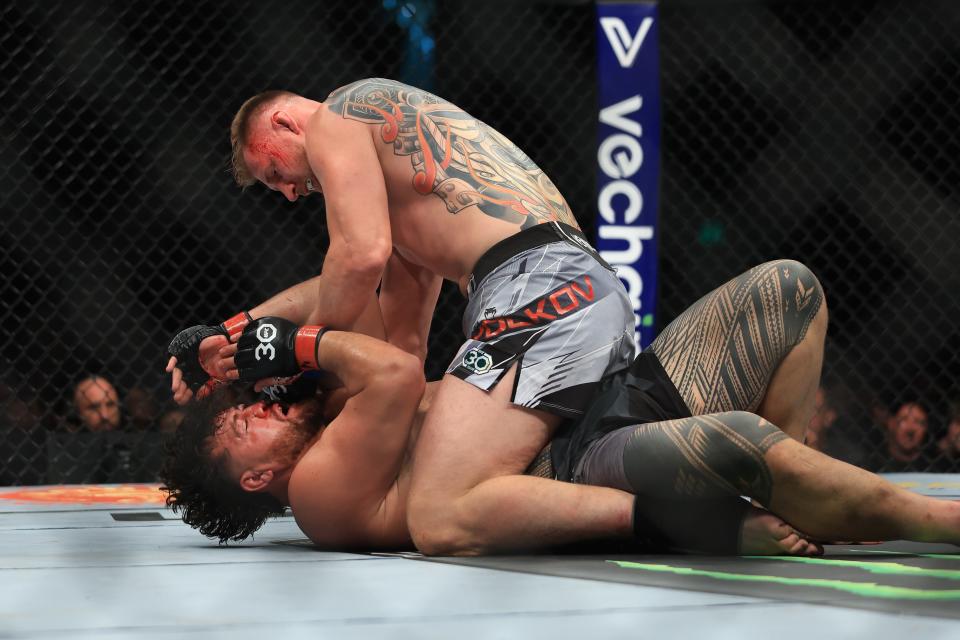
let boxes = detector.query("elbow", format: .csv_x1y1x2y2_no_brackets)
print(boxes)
345,241,392,281
380,351,425,396
398,352,426,394
324,239,391,289
357,337,425,400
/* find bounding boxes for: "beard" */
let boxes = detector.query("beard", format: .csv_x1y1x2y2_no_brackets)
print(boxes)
264,397,326,466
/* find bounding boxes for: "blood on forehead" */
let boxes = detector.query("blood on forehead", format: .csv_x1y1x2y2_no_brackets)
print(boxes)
247,140,283,159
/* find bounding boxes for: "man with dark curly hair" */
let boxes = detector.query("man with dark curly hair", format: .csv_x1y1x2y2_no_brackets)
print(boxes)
164,325,424,549
162,312,960,555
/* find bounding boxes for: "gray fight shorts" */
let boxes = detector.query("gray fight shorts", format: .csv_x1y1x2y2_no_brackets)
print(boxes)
446,222,637,419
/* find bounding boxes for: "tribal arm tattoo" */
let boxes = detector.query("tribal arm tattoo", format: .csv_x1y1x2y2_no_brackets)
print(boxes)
325,78,577,229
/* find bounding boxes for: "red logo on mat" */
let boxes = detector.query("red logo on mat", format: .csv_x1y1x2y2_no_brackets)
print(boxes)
0,484,166,505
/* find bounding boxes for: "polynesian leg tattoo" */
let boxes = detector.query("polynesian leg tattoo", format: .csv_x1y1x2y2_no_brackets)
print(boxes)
576,411,789,553
325,78,578,229
578,412,787,505
648,260,824,415
620,412,789,506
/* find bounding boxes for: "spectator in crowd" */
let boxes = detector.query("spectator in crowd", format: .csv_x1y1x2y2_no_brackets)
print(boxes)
0,382,46,485
860,388,891,455
125,387,159,431
805,383,868,468
867,399,932,473
53,375,171,483
72,375,121,432
930,401,960,473
158,408,185,434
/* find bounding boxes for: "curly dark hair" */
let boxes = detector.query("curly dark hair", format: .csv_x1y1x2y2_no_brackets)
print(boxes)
161,388,286,543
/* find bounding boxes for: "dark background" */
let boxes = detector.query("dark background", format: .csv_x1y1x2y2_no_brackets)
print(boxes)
1,0,958,482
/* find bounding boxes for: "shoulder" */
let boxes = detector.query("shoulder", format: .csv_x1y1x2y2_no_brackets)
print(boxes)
285,446,365,547
325,78,406,101
303,97,375,162
323,78,406,113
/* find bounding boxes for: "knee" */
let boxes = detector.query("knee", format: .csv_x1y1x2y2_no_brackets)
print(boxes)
407,495,485,557
711,411,787,504
771,259,828,336
717,411,787,450
773,259,824,300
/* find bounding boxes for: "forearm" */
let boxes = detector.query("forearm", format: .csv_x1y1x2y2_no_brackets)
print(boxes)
247,275,385,339
312,262,385,331
248,276,323,325
315,331,422,398
379,253,443,363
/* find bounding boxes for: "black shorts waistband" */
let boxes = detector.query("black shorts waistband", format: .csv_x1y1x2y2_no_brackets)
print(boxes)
468,222,602,295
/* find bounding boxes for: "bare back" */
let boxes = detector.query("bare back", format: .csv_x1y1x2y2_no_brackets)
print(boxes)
320,78,579,284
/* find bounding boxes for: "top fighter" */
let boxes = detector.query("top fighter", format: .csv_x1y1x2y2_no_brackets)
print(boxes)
169,79,829,554
169,78,640,554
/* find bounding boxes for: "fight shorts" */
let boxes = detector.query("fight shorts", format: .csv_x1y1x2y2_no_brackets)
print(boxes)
445,221,636,419
551,350,692,482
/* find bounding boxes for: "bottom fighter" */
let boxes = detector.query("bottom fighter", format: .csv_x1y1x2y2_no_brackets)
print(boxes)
162,261,960,555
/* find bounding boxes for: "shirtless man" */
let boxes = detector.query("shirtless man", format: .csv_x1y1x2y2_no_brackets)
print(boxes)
165,259,960,554
166,79,838,554
168,78,637,555
160,304,960,555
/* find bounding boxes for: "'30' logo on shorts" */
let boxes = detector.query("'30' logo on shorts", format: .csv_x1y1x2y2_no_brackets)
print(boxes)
462,347,493,374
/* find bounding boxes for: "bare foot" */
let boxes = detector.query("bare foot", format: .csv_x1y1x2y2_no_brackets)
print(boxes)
739,506,823,556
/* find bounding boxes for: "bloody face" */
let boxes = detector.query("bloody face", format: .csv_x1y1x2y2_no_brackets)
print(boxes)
243,119,317,202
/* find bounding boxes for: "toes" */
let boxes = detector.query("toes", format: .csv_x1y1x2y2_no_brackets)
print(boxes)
783,533,804,555
781,531,823,557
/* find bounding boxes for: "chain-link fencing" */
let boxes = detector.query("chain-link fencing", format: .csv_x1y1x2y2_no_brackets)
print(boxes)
0,0,957,484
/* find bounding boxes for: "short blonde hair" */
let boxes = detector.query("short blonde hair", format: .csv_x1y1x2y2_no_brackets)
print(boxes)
229,90,295,187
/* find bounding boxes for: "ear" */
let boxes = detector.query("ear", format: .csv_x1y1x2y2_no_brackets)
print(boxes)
240,468,275,493
271,110,300,135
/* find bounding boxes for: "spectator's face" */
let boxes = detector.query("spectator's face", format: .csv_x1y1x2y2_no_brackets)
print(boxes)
945,419,960,454
125,388,157,426
73,378,121,432
890,403,928,454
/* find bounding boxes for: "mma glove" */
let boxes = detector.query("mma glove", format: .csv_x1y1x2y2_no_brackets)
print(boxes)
234,316,327,383
166,311,252,392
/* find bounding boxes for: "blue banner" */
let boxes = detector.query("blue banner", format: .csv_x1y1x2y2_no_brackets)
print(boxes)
595,1,660,348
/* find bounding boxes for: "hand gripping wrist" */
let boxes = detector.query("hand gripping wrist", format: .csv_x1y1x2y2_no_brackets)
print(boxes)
294,326,328,370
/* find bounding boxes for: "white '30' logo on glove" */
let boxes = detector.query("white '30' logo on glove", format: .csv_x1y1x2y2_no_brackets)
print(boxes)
254,323,277,361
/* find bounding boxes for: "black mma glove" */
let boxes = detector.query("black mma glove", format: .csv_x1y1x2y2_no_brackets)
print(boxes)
234,316,327,383
166,311,252,391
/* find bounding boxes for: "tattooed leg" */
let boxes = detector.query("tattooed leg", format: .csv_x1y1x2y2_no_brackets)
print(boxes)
576,411,814,554
578,411,960,551
649,259,826,441
756,297,828,441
